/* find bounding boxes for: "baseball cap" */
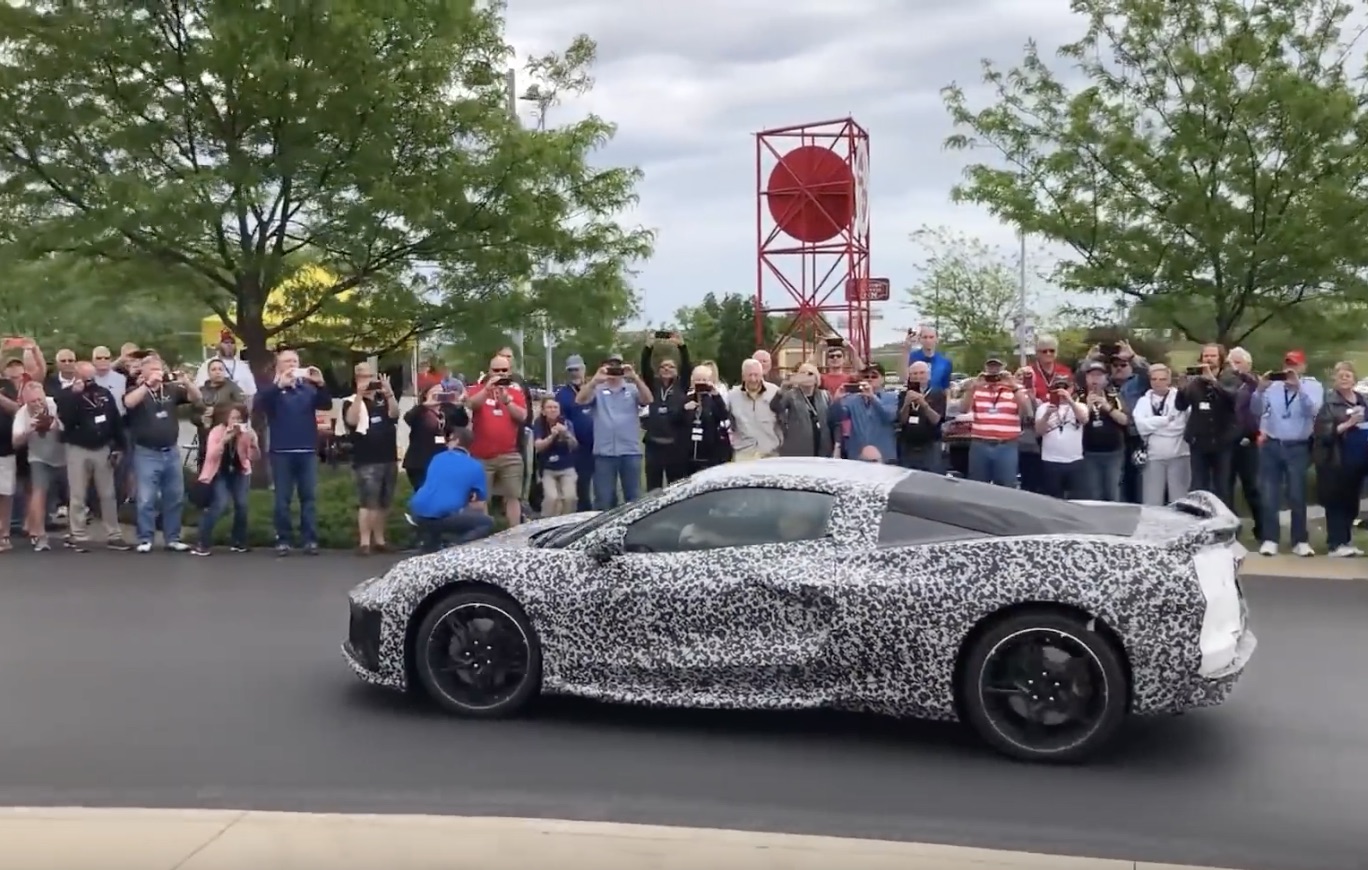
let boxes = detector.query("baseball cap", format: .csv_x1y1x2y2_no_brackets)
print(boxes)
1285,350,1306,366
441,377,464,393
564,354,585,370
605,352,624,364
984,354,1007,367
218,329,235,343
1081,359,1106,374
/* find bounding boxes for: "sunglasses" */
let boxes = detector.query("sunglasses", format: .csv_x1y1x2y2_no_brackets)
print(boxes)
490,368,509,374
93,355,110,361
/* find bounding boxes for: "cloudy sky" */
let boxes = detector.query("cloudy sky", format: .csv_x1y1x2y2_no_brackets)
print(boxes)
505,0,1085,346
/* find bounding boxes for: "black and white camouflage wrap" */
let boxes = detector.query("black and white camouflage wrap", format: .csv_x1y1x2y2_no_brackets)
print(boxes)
345,460,1253,722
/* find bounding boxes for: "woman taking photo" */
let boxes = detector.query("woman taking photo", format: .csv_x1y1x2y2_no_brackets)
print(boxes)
683,364,733,473
11,381,64,552
192,403,259,556
1314,361,1368,557
771,362,832,458
532,397,579,516
196,359,247,467
402,381,469,489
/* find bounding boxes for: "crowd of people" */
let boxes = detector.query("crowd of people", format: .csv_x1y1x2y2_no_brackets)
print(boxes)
1,324,1360,557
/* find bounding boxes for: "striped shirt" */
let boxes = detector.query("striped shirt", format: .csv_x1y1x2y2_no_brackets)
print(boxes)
968,386,1023,441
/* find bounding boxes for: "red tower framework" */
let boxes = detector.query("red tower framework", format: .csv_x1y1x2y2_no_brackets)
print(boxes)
755,117,872,365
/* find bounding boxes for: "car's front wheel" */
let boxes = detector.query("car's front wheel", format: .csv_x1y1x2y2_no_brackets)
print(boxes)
959,608,1128,764
413,587,542,718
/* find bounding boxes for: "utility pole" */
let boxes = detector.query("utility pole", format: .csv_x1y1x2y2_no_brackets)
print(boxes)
1016,227,1028,367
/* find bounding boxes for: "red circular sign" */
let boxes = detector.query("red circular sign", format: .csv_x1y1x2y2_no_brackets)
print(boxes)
766,145,853,244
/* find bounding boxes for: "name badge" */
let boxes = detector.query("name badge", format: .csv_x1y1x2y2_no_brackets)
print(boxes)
370,415,382,424
492,408,503,416
601,389,612,396
1198,401,1210,411
94,414,106,424
485,399,496,406
1091,418,1103,427
434,435,445,444
986,406,999,414
155,410,168,419
657,406,668,414
907,416,920,425
691,425,703,442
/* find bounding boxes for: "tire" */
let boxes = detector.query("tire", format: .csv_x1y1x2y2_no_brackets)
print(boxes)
958,608,1128,764
412,588,542,719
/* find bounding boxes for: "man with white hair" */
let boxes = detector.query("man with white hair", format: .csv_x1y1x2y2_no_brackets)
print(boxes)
751,349,783,386
1225,347,1265,541
728,359,782,460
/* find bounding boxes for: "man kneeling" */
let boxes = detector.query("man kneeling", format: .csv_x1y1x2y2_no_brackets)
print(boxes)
406,427,495,553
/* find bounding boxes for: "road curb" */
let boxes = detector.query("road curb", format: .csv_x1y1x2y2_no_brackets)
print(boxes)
0,807,1243,869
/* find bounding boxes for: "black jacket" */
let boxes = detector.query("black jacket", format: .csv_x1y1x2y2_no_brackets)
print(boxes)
55,384,124,450
639,342,693,450
1177,371,1240,451
402,402,469,474
688,392,733,468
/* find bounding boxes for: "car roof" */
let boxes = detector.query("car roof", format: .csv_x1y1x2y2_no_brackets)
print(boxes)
689,456,912,489
887,471,1142,537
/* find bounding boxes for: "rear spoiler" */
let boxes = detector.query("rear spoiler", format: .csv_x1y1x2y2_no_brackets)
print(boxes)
1168,490,1243,549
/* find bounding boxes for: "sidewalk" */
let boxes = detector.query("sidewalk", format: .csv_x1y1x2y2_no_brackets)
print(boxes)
1241,553,1368,580
0,807,1241,870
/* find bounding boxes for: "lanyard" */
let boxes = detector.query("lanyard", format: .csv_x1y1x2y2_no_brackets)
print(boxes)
1281,389,1297,416
1150,392,1169,416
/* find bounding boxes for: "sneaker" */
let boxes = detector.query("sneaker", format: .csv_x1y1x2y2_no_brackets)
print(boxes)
107,539,132,551
229,545,250,553
70,540,90,553
303,543,319,556
55,506,67,520
1258,541,1278,556
275,543,291,557
1291,542,1316,557
191,546,212,557
1328,544,1362,558
136,541,153,553
32,537,50,552
166,541,191,553
62,536,75,549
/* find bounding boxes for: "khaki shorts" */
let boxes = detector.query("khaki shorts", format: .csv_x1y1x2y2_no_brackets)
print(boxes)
0,455,14,497
481,453,525,500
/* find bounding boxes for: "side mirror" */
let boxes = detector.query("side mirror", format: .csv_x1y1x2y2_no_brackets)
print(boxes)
588,526,627,562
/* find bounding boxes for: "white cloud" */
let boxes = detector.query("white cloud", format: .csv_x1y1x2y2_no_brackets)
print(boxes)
506,0,1087,346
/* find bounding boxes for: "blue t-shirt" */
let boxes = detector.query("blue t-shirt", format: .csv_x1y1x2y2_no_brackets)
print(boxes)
906,349,953,392
535,418,574,471
408,449,488,519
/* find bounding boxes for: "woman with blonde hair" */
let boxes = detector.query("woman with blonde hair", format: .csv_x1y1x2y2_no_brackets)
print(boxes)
772,361,832,457
1314,361,1368,556
700,359,731,406
683,363,732,472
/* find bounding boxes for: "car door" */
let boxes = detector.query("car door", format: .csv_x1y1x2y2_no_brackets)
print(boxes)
575,487,841,696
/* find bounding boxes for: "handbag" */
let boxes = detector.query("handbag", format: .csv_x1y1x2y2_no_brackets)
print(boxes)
187,479,214,510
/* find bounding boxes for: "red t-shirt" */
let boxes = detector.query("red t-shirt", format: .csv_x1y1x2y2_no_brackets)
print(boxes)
1028,361,1072,401
821,372,854,395
469,389,526,459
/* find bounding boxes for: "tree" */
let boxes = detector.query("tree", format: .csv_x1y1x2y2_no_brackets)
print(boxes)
673,293,780,384
0,0,651,384
903,225,1033,367
941,0,1368,346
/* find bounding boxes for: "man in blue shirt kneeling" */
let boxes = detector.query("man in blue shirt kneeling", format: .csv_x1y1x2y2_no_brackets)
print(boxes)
406,427,495,553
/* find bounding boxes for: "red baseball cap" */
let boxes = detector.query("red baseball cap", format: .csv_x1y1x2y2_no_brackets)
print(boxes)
1284,350,1306,365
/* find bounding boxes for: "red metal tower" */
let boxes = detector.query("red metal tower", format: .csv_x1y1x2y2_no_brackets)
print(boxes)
755,117,875,366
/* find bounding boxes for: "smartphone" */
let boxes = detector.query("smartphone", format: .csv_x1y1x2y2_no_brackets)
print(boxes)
693,382,712,393
435,392,455,403
1,337,23,349
653,330,672,339
842,382,861,394
1099,342,1120,357
825,337,845,348
1021,371,1034,388
1266,371,1288,381
1185,366,1203,376
604,365,624,377
494,377,513,387
906,381,921,394
984,372,1003,382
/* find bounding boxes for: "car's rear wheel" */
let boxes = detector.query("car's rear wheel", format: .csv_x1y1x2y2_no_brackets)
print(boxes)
413,588,542,718
959,609,1128,764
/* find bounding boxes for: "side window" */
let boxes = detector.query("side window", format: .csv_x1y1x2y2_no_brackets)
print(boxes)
623,487,835,553
876,511,981,546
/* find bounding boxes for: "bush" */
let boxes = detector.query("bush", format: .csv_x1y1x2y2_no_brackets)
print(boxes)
182,464,421,549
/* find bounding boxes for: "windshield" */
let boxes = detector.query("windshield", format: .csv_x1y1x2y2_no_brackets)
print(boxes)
536,486,672,548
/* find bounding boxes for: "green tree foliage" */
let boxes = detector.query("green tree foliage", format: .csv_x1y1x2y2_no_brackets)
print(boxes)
673,293,780,384
941,0,1368,346
903,225,1033,370
0,0,651,378
0,253,203,361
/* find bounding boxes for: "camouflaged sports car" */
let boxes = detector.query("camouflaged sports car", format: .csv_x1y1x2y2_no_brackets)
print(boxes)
343,458,1255,763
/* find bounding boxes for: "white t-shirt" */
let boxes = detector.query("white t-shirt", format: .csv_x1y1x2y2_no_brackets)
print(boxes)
13,397,65,466
195,355,257,397
1035,401,1084,464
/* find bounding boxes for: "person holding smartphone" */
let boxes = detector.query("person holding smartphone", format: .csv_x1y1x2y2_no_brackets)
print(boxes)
1313,361,1368,557
682,364,732,472
256,348,331,556
1034,378,1090,499
11,381,63,551
123,356,200,553
1175,344,1240,506
1250,352,1323,556
402,381,469,490
191,403,259,555
895,361,945,472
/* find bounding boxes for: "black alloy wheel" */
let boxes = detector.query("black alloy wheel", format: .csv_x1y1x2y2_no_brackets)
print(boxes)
413,588,542,718
959,609,1128,763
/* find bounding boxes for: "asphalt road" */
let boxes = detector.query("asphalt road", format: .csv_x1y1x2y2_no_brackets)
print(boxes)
0,554,1362,870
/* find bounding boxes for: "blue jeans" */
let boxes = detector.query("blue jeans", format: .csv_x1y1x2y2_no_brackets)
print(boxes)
198,471,249,548
133,446,184,544
270,452,318,546
1083,450,1124,501
968,440,1019,488
1259,439,1310,545
592,454,642,510
574,451,595,512
1041,459,1087,499
899,443,944,473
415,508,495,553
